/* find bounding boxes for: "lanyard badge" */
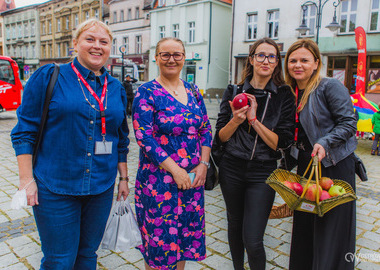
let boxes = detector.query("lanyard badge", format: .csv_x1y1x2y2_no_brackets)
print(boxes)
71,62,112,155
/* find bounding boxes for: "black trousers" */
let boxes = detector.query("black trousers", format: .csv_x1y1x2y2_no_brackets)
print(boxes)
127,96,134,116
289,150,356,270
219,153,277,270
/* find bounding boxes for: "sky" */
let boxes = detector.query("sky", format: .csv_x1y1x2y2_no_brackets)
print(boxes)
14,0,47,8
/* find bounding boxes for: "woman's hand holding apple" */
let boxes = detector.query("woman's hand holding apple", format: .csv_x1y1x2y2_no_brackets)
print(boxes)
229,101,249,125
245,94,258,122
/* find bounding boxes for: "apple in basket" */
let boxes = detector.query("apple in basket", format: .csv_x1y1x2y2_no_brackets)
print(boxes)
292,182,303,196
320,190,331,201
232,93,248,109
283,181,293,190
305,184,322,201
319,177,334,190
328,185,346,197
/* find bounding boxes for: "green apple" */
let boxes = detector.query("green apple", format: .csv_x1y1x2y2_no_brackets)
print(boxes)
328,185,346,197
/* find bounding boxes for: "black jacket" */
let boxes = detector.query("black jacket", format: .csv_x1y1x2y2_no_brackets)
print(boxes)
215,79,295,161
122,78,137,98
299,77,357,167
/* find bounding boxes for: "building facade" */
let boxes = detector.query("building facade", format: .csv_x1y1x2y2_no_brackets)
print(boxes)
2,5,40,79
149,0,232,94
38,0,102,66
232,0,380,102
108,0,151,81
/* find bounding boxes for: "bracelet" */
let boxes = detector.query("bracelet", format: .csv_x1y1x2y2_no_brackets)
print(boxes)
200,160,210,168
249,117,257,126
20,179,35,190
119,176,129,182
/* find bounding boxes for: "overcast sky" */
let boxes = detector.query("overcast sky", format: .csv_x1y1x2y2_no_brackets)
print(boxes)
14,0,48,8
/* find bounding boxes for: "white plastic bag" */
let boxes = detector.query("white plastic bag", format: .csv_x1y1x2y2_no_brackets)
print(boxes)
101,197,142,251
11,189,28,210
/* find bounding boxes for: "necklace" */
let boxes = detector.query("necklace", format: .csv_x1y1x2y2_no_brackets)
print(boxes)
157,78,182,96
76,77,108,112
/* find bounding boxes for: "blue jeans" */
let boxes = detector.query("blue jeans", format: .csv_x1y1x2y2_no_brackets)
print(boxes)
33,182,115,270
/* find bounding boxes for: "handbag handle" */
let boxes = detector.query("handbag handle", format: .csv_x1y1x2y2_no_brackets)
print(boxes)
32,63,60,167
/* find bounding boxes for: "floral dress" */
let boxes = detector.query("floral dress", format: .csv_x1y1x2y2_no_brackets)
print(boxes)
132,79,212,269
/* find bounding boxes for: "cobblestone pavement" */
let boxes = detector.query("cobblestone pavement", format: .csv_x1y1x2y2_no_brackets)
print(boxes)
1,100,380,270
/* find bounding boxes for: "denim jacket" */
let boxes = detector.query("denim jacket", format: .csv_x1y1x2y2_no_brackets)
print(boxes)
299,77,357,167
11,58,130,195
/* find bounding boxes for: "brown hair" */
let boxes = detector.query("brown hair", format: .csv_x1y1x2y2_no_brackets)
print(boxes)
284,39,322,111
239,37,284,86
155,37,186,55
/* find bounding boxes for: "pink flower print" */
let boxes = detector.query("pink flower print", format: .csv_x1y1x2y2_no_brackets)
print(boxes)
168,256,177,265
180,158,189,168
154,218,164,226
169,227,178,235
160,135,169,145
170,242,177,251
149,239,157,247
161,205,171,215
155,194,165,202
142,187,151,196
173,127,183,136
174,206,183,215
190,248,196,253
192,240,201,249
194,230,203,239
194,192,201,201
177,149,187,158
184,251,193,258
164,191,172,200
147,184,153,190
154,228,163,237
148,175,157,184
153,236,159,241
145,146,151,152
191,157,199,165
188,126,196,134
191,201,197,206
173,114,184,125
181,141,188,148
185,204,194,212
171,153,180,161
163,175,173,184
162,244,171,251
135,130,143,140
133,120,140,129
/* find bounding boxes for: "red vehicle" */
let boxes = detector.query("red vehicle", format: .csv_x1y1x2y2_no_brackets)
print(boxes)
0,56,22,112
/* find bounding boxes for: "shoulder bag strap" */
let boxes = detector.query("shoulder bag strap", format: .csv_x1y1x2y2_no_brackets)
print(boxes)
32,63,60,167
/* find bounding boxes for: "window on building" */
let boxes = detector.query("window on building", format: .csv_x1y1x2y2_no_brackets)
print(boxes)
188,21,195,43
123,36,129,54
41,45,45,58
12,25,16,39
135,7,140,19
136,35,142,54
175,0,180,3
49,44,52,58
120,10,124,21
159,26,166,39
113,11,117,23
112,38,117,55
32,44,36,58
25,45,29,59
95,9,99,19
48,20,52,34
370,0,380,31
127,9,132,20
173,24,179,38
42,22,46,35
24,23,29,37
85,11,89,20
246,13,257,40
6,27,10,40
74,14,79,27
66,42,70,56
340,0,357,33
267,10,279,39
31,21,35,36
57,18,61,32
158,0,165,7
301,4,316,36
66,16,69,30
57,43,61,57
18,24,22,38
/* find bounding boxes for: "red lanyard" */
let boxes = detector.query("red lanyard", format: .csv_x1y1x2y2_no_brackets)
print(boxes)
71,62,108,138
295,86,300,142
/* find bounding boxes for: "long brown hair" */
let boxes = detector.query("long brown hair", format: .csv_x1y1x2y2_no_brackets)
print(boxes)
239,37,284,86
284,39,322,111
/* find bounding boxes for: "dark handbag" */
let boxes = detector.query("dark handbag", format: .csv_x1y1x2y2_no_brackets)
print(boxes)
279,144,298,171
353,153,367,181
32,63,60,167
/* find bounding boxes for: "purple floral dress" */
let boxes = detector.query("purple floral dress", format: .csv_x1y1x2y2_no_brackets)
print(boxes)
132,79,212,269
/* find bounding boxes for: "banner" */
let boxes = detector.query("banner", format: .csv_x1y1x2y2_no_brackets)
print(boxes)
354,27,366,95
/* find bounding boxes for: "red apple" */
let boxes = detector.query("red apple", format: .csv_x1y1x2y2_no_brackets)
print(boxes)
319,177,334,190
283,181,293,190
305,184,322,201
232,93,248,109
328,185,346,197
320,190,331,201
292,182,303,196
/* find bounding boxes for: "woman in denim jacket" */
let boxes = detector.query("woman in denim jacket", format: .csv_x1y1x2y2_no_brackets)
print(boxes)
285,39,357,270
11,19,130,269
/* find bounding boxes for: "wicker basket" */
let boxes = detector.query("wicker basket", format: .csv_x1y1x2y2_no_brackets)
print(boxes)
266,157,357,217
269,203,293,219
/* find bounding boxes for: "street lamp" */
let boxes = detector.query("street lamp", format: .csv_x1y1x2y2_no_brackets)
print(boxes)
296,0,346,44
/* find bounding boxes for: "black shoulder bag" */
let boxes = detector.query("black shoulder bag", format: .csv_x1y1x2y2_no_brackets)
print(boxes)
32,63,60,167
190,83,237,190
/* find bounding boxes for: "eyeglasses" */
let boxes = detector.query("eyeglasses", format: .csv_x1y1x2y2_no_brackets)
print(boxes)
157,52,185,61
253,53,278,64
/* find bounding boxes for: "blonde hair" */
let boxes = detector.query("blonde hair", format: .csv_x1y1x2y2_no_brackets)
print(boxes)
155,37,185,55
74,18,113,42
284,39,322,111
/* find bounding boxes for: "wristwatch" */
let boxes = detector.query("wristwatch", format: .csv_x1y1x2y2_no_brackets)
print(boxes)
200,160,210,168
